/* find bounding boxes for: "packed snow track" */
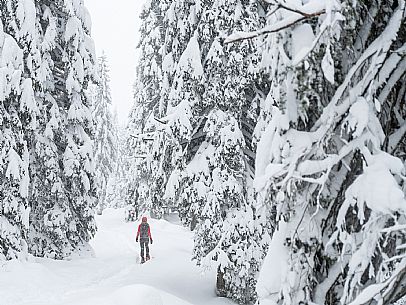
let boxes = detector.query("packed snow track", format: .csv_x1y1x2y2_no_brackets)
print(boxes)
0,209,233,305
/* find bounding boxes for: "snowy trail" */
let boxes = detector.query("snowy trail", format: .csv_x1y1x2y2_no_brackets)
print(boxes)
0,209,233,305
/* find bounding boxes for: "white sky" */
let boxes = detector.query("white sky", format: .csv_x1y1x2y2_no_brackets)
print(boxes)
85,0,146,123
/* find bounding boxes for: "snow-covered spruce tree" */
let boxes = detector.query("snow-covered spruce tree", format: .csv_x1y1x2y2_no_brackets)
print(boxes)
125,0,171,219
29,0,97,258
0,0,37,259
144,0,205,219
27,1,74,258
126,103,158,219
161,1,269,303
60,3,97,249
92,55,117,214
105,111,127,209
158,0,209,223
192,2,269,303
162,0,261,219
139,0,238,221
121,129,152,221
162,30,206,222
186,110,266,305
225,0,406,304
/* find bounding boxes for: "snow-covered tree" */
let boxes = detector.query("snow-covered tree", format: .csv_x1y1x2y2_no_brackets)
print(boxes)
224,0,406,304
159,0,268,303
124,0,171,219
0,8,34,259
184,110,266,304
121,130,152,220
92,54,117,214
162,30,205,220
28,0,97,259
105,111,127,209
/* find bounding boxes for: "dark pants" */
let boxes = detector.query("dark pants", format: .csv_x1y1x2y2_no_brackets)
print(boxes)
140,239,150,259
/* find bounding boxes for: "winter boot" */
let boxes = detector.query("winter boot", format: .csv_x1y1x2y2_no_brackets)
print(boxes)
146,254,150,261
141,257,145,264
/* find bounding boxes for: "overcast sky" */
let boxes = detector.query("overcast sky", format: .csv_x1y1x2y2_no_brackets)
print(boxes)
85,0,146,123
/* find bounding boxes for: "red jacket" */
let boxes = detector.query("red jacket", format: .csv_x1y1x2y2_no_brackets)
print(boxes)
136,223,152,240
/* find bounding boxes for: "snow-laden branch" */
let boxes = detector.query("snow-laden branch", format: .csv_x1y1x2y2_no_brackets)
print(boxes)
388,121,406,153
314,256,351,305
255,3,406,304
312,3,405,142
346,259,406,305
378,51,406,104
225,2,326,44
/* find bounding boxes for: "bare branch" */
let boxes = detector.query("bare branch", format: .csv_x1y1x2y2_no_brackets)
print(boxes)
129,134,155,141
277,2,325,18
154,116,167,125
225,4,325,44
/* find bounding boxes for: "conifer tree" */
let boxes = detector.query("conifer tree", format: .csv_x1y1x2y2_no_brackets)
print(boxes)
224,0,406,304
160,1,268,303
29,0,97,258
0,7,34,259
126,0,172,218
28,0,68,258
92,54,116,214
104,110,126,209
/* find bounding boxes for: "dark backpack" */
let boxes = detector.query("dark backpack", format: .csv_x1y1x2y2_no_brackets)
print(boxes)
140,223,149,239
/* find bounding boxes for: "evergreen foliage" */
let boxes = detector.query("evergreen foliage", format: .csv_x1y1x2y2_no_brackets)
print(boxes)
130,0,406,304
0,1,34,260
130,0,269,303
243,1,406,304
92,54,117,214
125,0,170,219
0,0,97,260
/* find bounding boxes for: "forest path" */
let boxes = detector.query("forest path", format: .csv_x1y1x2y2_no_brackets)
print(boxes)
0,209,232,305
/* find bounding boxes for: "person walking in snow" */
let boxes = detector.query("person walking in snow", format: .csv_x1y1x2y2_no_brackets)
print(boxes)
136,216,153,263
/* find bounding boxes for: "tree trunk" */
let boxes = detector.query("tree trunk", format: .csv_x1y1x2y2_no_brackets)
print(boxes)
190,215,197,231
216,267,227,297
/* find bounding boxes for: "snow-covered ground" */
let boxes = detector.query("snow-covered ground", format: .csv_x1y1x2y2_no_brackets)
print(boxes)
0,209,233,305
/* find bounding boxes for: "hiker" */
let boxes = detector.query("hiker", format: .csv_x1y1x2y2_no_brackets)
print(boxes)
136,216,153,263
